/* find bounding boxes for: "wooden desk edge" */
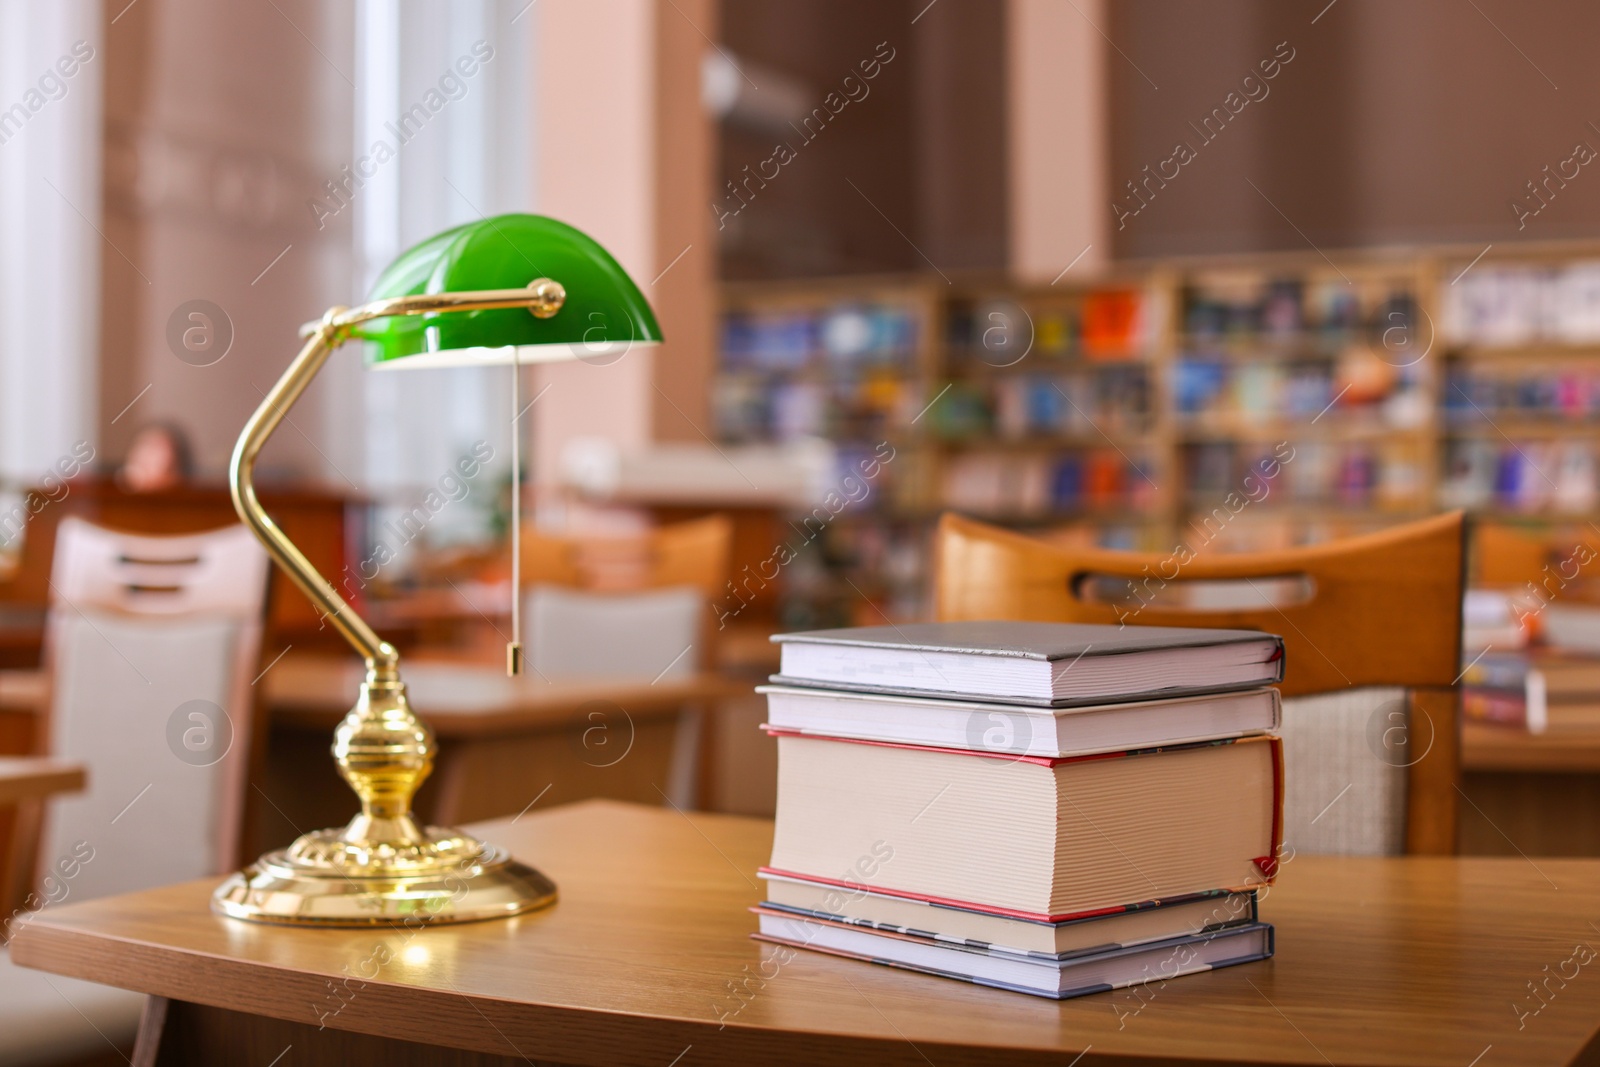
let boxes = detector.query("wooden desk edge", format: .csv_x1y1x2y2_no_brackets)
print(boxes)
1462,721,1600,773
10,913,1071,1067
0,758,85,805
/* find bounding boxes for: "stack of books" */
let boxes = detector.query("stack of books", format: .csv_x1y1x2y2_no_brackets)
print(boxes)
753,620,1286,1000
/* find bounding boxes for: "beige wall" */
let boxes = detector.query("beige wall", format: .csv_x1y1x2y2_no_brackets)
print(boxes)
99,0,353,483
650,0,718,444
530,0,721,480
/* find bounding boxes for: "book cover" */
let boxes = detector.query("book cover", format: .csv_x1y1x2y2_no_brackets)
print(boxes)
754,913,1275,1001
771,620,1279,662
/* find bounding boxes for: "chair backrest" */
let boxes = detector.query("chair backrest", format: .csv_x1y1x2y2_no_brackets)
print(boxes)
526,585,704,683
933,511,1467,855
37,518,270,900
520,515,733,664
520,515,732,593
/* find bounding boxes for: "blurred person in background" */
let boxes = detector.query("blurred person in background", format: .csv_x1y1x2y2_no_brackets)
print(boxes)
117,422,193,493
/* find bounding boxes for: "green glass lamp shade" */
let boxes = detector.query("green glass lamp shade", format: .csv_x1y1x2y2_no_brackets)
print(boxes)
355,213,662,369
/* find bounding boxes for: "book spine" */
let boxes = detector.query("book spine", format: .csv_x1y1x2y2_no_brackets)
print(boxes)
1254,735,1286,882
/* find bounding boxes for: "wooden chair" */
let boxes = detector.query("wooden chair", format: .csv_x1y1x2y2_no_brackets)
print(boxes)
33,519,272,900
0,758,84,922
933,511,1466,855
0,478,355,665
0,519,271,1064
520,514,734,661
519,515,735,808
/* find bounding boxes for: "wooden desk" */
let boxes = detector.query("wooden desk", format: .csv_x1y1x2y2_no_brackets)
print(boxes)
263,654,747,736
253,656,748,854
1464,720,1600,773
1462,720,1600,856
10,800,1600,1066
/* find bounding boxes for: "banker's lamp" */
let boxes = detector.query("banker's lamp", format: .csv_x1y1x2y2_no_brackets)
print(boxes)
213,214,661,925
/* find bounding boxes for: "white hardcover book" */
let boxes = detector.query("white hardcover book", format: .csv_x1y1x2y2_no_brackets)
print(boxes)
759,684,1280,757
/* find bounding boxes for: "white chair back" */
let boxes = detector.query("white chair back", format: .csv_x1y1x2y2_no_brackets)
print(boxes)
38,518,269,900
526,584,703,682
1280,687,1409,855
526,584,706,806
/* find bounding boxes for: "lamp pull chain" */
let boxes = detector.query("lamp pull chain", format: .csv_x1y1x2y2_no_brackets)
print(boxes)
507,355,524,677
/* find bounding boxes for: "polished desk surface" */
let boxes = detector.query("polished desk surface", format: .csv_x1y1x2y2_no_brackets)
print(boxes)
13,800,1600,1066
261,652,748,735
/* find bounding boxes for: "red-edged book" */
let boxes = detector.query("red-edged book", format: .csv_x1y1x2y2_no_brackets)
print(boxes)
765,730,1283,920
759,871,1259,958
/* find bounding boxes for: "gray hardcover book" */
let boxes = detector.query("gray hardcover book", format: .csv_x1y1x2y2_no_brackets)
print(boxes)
769,620,1285,707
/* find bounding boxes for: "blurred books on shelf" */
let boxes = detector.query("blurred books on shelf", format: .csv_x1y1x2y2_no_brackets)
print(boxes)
1442,260,1600,347
1544,603,1600,654
940,449,1158,521
1461,589,1532,651
1460,648,1600,732
1441,438,1599,515
709,247,1600,621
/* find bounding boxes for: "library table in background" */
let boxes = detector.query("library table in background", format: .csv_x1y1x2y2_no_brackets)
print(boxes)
1462,719,1600,856
257,653,748,837
13,800,1600,1066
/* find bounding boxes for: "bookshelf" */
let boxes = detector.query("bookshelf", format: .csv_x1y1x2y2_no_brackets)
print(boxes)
928,272,1176,546
712,244,1600,621
1166,256,1439,551
714,276,944,627
1438,247,1600,524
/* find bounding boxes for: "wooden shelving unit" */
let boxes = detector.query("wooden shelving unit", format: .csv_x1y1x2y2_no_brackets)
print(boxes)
1163,255,1439,551
714,276,946,627
928,270,1176,549
713,244,1600,621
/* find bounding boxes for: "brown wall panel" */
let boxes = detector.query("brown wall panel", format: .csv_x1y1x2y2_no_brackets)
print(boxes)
1109,0,1600,258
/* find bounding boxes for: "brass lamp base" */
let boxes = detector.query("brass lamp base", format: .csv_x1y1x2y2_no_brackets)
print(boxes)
211,672,557,927
212,835,557,927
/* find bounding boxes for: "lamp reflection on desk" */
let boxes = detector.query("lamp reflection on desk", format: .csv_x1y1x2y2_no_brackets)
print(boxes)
212,214,661,926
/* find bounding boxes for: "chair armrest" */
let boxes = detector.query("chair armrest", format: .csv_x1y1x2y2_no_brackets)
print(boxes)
0,669,47,715
0,758,85,807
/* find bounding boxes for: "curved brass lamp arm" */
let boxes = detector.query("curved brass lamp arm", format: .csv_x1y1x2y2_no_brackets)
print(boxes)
229,282,567,679
230,311,399,676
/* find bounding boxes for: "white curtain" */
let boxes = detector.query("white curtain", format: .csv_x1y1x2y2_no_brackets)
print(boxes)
0,1,101,489
348,0,536,552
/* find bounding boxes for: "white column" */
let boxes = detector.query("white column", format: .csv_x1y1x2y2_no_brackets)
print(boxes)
1008,0,1108,282
529,0,657,489
0,0,102,483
